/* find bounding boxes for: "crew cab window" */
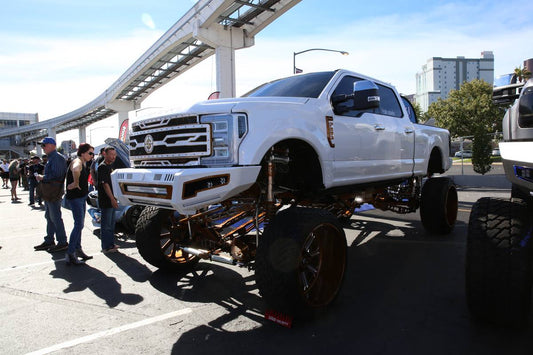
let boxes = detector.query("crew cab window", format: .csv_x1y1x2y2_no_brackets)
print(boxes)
332,76,403,118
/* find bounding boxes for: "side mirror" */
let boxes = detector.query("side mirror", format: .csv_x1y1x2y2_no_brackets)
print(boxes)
353,80,380,110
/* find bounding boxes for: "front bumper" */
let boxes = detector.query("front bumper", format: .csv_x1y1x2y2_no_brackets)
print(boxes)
111,166,261,215
499,142,533,193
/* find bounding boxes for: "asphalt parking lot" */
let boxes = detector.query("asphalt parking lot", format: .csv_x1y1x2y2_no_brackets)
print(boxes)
1,169,533,355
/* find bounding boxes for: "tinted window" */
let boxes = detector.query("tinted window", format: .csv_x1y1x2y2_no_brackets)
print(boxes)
401,97,418,124
332,75,403,118
378,86,403,117
244,71,335,98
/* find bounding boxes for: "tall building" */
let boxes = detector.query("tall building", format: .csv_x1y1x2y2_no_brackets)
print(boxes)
415,51,494,112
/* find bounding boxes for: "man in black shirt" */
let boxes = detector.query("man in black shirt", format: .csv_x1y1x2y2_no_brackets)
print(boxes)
97,146,119,253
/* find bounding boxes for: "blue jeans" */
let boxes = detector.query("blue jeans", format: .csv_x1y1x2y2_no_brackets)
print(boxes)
29,179,41,204
67,196,86,254
44,199,68,245
100,207,116,250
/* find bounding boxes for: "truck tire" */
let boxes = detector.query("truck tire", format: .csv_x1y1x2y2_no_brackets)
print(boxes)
420,177,458,234
466,197,532,327
136,206,199,272
255,207,347,317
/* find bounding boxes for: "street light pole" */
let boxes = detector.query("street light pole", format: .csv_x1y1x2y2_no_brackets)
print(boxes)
293,48,349,74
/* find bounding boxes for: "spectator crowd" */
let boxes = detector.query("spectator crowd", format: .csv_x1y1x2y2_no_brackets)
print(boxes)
1,137,122,265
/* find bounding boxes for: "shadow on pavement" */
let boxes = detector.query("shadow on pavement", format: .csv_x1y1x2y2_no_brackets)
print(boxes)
104,252,152,283
49,260,143,308
164,209,533,354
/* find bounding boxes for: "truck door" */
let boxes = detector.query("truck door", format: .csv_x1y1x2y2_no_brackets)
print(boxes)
330,75,413,185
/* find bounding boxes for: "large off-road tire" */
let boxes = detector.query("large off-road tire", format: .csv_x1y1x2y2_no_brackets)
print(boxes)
466,197,533,328
255,207,347,316
136,206,199,272
420,177,458,234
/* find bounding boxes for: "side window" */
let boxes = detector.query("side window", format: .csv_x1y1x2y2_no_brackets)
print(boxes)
401,97,418,124
332,75,403,118
376,85,403,118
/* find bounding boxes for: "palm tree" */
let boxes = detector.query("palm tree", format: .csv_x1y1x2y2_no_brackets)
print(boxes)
514,65,532,82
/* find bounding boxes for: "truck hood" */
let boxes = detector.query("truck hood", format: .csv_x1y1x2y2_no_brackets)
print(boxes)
185,97,310,115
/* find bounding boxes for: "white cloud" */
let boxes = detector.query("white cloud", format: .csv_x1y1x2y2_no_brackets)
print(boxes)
141,13,156,30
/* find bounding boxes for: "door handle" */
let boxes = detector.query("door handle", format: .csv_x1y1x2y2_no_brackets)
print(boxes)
404,128,414,134
374,124,385,131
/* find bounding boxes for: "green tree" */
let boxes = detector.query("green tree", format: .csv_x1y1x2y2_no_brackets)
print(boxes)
427,79,502,174
472,127,492,174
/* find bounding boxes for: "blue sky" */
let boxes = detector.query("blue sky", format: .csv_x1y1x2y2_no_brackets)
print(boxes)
1,0,532,145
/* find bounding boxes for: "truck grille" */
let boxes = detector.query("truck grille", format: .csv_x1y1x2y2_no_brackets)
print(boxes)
130,114,212,167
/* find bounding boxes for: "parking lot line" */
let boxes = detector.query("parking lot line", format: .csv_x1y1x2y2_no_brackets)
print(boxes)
25,308,193,355
0,260,58,272
0,252,102,273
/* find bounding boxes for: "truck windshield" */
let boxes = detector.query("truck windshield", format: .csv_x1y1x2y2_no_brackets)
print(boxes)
243,71,335,98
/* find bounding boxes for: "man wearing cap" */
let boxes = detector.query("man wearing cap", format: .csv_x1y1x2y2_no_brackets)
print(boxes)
34,137,69,252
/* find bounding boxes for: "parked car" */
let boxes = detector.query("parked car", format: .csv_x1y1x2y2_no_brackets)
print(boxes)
491,148,501,156
86,138,144,234
454,150,473,158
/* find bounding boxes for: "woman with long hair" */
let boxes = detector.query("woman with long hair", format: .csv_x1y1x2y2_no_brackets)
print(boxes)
64,143,94,265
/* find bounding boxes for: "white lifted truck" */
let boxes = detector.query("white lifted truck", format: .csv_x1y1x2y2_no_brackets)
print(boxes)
113,69,457,316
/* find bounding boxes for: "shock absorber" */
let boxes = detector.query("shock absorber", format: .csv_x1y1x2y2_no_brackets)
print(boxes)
266,147,290,213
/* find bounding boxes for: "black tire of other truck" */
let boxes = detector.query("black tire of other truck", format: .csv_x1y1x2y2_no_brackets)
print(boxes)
420,177,458,234
255,207,347,317
136,206,199,272
466,197,533,328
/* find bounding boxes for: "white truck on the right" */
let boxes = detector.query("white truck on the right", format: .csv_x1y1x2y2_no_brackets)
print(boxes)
466,79,533,328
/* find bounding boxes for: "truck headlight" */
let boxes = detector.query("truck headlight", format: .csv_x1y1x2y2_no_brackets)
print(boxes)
200,114,247,166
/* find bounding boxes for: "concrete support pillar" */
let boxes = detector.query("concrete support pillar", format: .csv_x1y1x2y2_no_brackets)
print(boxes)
117,111,129,132
215,46,236,98
79,126,87,144
46,127,57,141
193,23,254,99
106,101,136,142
